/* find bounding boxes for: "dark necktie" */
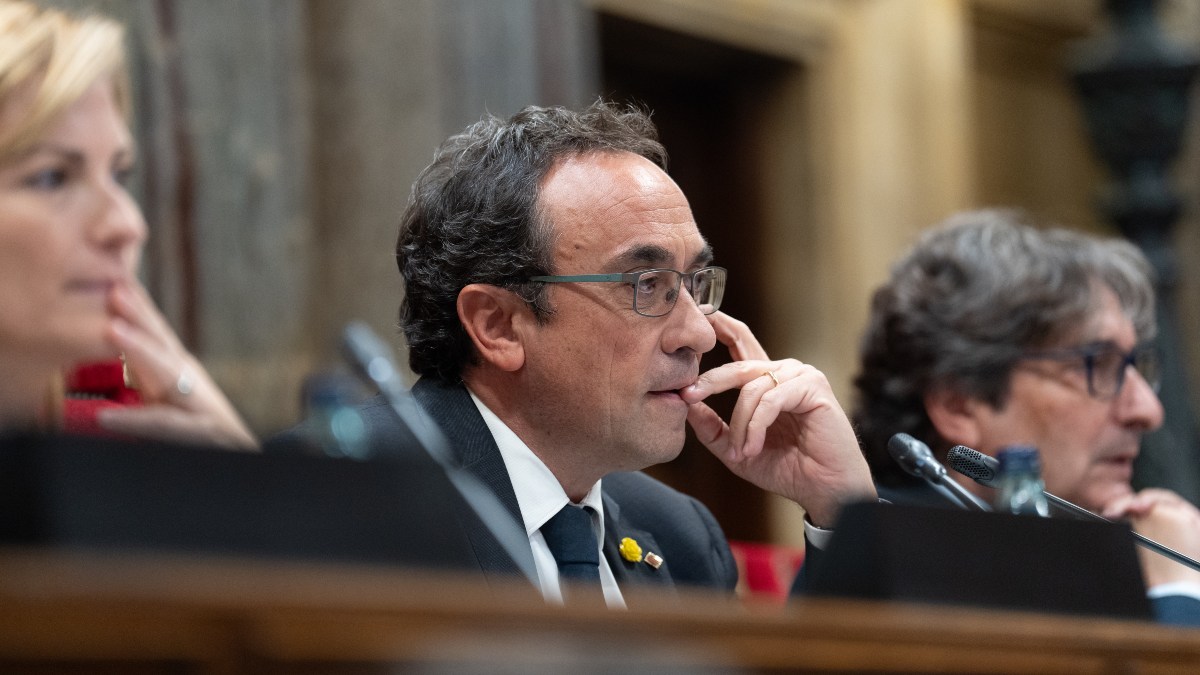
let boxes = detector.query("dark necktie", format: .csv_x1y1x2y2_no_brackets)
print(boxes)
541,504,601,589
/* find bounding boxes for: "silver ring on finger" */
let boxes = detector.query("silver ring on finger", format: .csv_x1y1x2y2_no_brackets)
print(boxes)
176,368,195,396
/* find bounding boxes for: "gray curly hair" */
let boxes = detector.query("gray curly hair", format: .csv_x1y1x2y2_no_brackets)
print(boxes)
855,209,1156,484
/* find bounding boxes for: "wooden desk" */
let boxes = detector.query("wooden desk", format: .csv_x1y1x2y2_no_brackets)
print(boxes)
1,549,1198,674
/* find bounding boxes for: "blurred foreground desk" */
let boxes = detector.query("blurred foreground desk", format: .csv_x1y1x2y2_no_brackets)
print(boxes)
1,549,1199,674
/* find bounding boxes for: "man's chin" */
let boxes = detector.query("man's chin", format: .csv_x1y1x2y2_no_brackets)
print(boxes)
624,429,686,471
1084,483,1135,514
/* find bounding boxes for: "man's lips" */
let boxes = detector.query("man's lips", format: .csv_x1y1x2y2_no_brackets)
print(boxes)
1094,453,1137,478
649,385,696,404
649,377,698,397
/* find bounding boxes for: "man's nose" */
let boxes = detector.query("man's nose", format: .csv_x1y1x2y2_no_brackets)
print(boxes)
662,285,717,355
1116,365,1165,432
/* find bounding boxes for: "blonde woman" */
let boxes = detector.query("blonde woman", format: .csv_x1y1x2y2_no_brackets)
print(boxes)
0,0,254,448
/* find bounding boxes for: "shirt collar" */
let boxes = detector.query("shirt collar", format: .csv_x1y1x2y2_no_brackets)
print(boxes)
467,389,605,538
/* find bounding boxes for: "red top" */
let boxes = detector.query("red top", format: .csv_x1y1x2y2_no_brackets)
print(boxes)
62,360,142,437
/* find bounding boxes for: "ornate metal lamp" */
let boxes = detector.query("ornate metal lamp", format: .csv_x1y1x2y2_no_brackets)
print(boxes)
1070,0,1200,501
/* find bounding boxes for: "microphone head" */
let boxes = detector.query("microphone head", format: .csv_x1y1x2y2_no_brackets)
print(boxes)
888,432,943,481
946,445,999,488
341,321,400,390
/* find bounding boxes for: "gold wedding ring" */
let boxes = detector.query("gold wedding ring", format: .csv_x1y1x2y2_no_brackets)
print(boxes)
762,370,780,387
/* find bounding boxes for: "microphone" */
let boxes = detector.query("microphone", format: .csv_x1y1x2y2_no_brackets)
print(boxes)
947,444,1200,574
888,433,992,512
949,445,1124,520
945,445,998,487
340,321,539,585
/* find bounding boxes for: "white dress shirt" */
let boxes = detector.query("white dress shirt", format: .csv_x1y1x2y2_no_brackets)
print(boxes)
468,391,626,609
1147,581,1200,602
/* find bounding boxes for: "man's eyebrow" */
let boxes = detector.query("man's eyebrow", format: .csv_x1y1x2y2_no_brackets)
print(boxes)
691,244,714,268
1083,339,1123,351
610,242,714,269
612,244,671,268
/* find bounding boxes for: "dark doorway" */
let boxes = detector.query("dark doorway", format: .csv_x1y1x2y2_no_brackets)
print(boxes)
600,13,792,542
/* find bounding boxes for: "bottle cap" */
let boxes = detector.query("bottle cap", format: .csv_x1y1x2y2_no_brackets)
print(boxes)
996,445,1041,474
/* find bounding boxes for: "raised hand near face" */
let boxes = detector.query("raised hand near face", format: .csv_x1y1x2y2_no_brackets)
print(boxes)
1103,488,1200,588
681,312,874,528
96,279,257,450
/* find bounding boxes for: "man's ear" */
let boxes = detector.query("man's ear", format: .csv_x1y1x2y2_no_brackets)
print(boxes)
457,283,528,372
923,385,984,449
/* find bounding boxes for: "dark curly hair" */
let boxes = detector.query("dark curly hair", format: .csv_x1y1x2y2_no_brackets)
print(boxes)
396,100,667,382
856,209,1156,485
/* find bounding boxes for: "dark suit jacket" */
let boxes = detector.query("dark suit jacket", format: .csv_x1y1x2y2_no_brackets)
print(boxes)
353,377,740,600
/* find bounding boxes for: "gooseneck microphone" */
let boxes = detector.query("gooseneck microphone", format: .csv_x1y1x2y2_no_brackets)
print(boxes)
341,321,539,585
949,445,1102,521
888,433,992,512
947,444,1200,574
945,445,998,486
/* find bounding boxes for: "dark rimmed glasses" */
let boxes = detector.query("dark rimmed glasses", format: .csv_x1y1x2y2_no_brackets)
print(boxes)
530,266,727,317
1020,342,1161,399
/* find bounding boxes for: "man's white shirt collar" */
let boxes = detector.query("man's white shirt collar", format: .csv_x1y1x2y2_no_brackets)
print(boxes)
467,389,624,608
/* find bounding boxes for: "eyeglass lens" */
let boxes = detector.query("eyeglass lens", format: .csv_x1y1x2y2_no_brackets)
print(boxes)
1088,345,1160,397
635,268,725,317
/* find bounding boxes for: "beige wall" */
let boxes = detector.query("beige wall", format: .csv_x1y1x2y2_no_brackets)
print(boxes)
593,0,1200,544
46,0,1198,544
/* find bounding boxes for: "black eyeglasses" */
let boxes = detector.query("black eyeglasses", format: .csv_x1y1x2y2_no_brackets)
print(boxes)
1020,342,1161,399
529,266,727,317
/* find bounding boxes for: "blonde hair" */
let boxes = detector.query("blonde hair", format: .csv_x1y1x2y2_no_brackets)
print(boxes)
0,0,129,162
0,1,130,429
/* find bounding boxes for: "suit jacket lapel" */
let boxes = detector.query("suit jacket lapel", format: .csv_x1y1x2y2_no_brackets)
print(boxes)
409,379,679,601
410,378,531,580
601,490,675,598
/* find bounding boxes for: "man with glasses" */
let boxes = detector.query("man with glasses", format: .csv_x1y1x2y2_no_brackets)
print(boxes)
382,100,874,606
854,209,1200,620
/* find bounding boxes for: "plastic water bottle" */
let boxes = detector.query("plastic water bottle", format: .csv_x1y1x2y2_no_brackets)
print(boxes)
302,372,371,460
994,446,1050,517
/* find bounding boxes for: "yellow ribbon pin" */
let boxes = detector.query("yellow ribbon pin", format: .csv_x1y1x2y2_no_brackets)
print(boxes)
619,537,643,563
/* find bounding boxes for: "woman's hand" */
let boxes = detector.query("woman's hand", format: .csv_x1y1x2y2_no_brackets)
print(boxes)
97,280,257,450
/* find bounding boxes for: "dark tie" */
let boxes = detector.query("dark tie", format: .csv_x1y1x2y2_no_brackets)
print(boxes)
541,504,601,588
